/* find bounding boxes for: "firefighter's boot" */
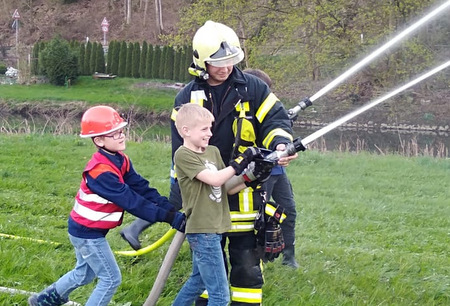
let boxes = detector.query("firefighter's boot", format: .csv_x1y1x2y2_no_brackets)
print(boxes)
282,245,299,269
28,284,68,306
120,218,153,250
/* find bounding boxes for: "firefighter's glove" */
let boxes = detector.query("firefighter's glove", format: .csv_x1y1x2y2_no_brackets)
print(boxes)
230,147,262,174
255,201,286,262
242,159,276,190
171,212,186,233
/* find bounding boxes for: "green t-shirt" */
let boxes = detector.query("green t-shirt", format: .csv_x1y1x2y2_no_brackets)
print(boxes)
174,145,232,234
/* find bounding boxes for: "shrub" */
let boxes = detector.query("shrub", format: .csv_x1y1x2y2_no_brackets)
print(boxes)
0,62,6,74
39,37,79,85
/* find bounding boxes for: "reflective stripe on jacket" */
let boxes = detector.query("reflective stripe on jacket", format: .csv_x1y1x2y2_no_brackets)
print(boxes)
70,151,130,229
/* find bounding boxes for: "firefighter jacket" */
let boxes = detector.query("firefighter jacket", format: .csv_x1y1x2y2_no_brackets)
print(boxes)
170,67,293,233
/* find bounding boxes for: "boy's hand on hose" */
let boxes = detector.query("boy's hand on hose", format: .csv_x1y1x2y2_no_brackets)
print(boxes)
230,147,262,174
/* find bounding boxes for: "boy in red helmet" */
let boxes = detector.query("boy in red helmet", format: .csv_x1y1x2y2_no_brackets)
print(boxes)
28,105,186,306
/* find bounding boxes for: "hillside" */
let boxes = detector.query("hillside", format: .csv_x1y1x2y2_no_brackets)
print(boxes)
0,0,187,48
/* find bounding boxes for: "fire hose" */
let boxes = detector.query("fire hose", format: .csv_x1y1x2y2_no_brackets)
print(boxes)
142,5,450,298
143,60,449,305
118,1,450,258
142,7,450,302
114,228,176,256
143,231,186,306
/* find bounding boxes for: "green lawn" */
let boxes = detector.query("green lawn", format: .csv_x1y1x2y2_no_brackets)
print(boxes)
1,134,449,305
1,76,179,111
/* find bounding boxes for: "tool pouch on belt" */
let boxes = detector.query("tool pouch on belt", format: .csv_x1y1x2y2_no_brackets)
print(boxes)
254,201,286,262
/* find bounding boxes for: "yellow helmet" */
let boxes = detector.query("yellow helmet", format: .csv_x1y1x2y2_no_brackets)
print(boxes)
192,20,244,71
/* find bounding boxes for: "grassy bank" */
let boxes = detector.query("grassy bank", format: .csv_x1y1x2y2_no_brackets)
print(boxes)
1,134,449,305
0,76,179,112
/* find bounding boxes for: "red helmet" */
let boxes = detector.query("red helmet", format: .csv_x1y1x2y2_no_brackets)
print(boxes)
80,105,128,138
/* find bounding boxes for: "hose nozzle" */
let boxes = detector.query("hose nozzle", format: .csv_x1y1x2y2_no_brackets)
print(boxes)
264,138,306,162
288,97,312,120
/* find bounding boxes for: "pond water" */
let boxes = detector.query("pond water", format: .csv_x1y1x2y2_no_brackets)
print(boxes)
293,124,449,157
1,113,448,158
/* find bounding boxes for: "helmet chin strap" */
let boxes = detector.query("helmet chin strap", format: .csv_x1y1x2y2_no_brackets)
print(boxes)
188,65,209,80
100,147,117,155
91,137,117,155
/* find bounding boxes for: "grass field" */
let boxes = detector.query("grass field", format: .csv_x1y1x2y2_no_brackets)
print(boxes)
1,134,449,305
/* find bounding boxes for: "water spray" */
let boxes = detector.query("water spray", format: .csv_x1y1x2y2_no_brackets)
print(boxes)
142,60,449,306
141,6,450,303
268,60,450,160
288,0,450,119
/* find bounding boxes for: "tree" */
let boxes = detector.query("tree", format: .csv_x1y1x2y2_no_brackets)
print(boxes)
106,41,114,74
110,41,121,75
152,45,161,79
173,46,181,81
95,43,106,73
139,41,148,78
31,42,40,75
144,44,154,79
183,45,192,82
118,41,127,77
126,0,131,24
78,43,85,75
37,41,47,75
164,45,174,80
89,42,97,74
159,45,168,79
168,0,436,89
83,41,92,75
39,37,78,86
143,0,150,26
155,0,163,34
126,42,134,77
132,41,141,78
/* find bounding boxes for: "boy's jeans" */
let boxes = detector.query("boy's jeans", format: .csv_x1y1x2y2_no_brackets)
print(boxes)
54,234,121,306
173,233,230,306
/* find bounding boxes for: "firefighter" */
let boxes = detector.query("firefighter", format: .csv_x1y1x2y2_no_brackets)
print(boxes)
173,21,297,305
121,20,297,305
